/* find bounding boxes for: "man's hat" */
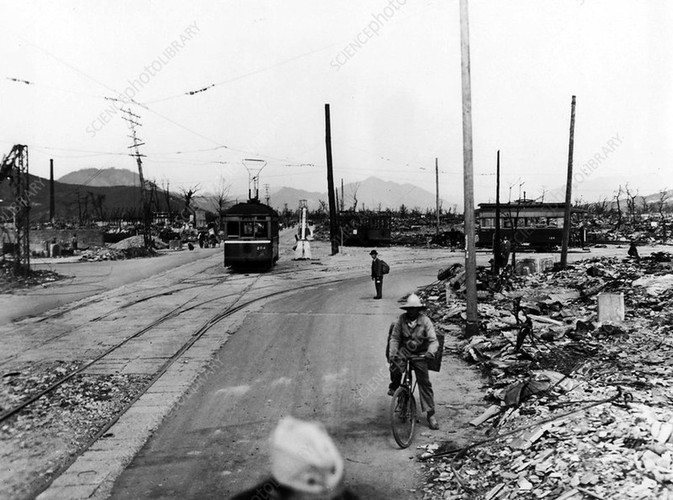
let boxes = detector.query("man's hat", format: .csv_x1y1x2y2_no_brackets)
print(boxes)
369,250,378,256
270,416,344,494
400,293,426,310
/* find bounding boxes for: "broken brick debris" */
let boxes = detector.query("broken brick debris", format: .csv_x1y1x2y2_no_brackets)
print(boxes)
417,251,673,499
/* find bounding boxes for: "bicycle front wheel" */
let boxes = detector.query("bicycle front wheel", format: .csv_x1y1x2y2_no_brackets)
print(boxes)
390,387,417,448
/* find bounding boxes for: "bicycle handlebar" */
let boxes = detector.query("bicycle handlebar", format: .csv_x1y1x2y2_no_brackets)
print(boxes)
392,355,430,362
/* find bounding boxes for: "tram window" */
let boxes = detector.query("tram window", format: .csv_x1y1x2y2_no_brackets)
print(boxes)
226,221,240,237
255,222,268,236
242,222,254,236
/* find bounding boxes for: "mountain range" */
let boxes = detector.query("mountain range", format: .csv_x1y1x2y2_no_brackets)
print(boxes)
58,168,451,212
265,177,454,213
53,167,671,215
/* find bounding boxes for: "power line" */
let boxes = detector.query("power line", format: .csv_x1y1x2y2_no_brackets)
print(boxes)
141,42,341,105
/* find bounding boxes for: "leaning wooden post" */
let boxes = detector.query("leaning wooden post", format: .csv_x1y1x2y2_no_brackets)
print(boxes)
494,150,501,273
325,104,339,255
459,0,479,336
561,95,576,268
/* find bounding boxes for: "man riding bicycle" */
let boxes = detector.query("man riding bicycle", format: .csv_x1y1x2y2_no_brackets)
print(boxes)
387,293,439,430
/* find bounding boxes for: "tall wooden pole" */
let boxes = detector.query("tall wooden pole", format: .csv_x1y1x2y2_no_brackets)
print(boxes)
494,150,501,273
435,157,440,236
325,104,339,255
560,95,576,268
459,0,479,336
341,178,345,211
49,158,55,223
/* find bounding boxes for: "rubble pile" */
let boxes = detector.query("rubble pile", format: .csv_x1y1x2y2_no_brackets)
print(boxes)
0,262,66,293
418,252,673,499
79,238,160,261
0,360,152,499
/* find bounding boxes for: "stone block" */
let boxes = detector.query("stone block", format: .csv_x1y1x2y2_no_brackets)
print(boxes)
598,292,625,323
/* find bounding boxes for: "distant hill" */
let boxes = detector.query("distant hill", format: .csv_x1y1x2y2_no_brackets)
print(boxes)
266,177,451,212
266,187,326,212
0,173,184,223
58,168,140,187
53,170,449,213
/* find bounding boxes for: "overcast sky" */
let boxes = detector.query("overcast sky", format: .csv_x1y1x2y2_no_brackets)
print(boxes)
1,0,671,207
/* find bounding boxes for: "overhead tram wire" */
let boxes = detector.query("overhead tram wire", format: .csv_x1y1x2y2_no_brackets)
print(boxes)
7,45,449,178
3,76,109,101
4,34,414,178
3,56,318,172
139,42,342,105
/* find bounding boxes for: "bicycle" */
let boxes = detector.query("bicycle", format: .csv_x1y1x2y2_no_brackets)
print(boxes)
389,355,427,448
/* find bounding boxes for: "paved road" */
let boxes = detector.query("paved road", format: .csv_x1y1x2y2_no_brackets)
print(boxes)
107,263,484,499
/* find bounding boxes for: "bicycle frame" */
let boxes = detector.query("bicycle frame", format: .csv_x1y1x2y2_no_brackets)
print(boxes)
390,355,426,448
401,357,423,396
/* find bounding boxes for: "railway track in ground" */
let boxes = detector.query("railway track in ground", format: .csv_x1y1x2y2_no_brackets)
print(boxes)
0,262,342,367
0,267,347,499
0,271,345,424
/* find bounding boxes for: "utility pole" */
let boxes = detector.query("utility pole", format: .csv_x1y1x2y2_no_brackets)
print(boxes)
341,178,345,212
459,0,479,336
435,157,440,236
49,159,55,223
325,104,338,255
264,183,270,205
494,150,501,273
122,108,150,247
561,95,576,268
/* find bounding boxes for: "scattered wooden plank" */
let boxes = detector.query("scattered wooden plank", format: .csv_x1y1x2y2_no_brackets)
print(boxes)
469,404,501,426
527,313,565,326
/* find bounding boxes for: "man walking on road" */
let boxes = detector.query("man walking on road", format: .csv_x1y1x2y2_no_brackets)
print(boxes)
370,250,384,299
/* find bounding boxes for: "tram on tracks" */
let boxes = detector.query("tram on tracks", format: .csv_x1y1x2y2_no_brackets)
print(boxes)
476,201,587,250
223,199,280,269
338,211,392,247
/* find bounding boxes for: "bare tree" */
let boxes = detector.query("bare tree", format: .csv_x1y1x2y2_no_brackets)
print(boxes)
182,186,199,210
641,197,650,214
573,196,587,209
88,191,105,221
211,177,231,231
161,178,173,223
614,185,623,229
180,185,200,223
592,196,609,217
347,182,361,211
624,183,639,220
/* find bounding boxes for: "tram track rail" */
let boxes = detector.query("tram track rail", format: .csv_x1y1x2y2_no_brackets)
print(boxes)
0,276,344,425
0,264,336,367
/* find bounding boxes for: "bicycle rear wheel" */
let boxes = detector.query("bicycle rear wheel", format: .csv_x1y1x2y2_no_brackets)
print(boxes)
390,387,417,448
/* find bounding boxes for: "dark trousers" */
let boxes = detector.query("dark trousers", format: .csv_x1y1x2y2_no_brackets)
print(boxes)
389,358,435,414
374,277,383,298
